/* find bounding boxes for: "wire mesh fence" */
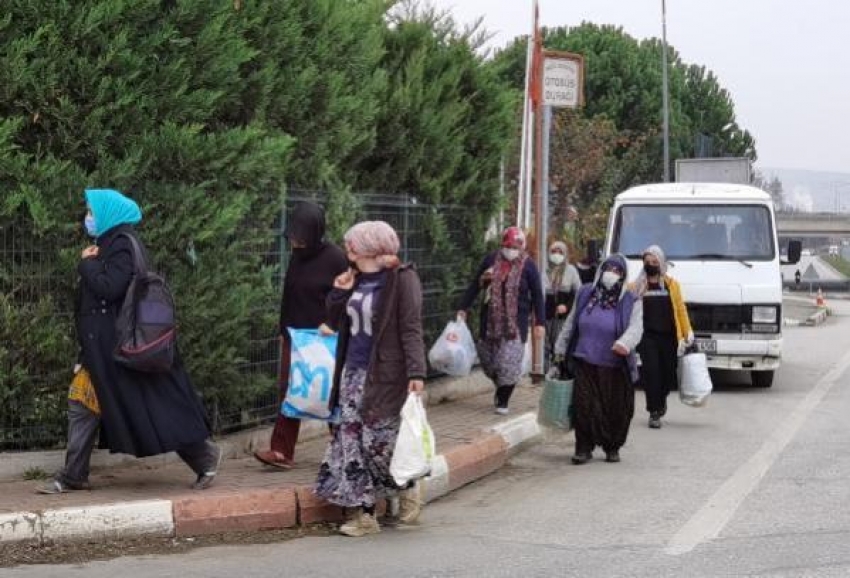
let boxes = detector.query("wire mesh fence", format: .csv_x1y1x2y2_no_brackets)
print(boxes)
1,190,475,450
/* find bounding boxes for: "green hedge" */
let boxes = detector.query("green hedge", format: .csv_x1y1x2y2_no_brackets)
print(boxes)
0,1,513,449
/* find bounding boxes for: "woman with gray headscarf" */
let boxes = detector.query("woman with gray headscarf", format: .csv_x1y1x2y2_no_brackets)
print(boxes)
554,254,643,464
544,241,582,366
631,245,693,429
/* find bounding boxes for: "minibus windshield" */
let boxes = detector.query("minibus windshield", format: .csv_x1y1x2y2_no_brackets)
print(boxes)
612,204,775,261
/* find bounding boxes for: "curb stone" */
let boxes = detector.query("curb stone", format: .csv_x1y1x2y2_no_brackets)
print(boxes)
42,500,174,542
0,512,41,543
805,307,831,326
0,411,541,544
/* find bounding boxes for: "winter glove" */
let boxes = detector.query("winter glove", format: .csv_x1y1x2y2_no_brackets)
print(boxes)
677,339,687,357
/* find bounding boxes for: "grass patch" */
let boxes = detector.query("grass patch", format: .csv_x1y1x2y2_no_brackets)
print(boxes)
823,255,850,277
22,467,50,481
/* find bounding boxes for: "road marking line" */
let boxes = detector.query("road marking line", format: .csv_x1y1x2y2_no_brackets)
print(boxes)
665,348,850,556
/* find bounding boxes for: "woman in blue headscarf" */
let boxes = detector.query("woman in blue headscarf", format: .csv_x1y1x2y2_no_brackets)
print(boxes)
39,189,220,494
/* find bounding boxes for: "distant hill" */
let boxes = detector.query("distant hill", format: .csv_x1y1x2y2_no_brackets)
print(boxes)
757,167,850,213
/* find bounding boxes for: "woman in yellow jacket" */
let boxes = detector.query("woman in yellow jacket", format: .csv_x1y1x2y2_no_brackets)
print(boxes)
631,245,693,429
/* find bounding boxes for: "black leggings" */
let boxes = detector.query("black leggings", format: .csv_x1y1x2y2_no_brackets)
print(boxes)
638,331,678,415
495,384,516,408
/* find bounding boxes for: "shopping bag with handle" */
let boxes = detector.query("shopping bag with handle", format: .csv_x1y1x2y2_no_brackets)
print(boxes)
678,350,713,407
428,318,476,377
390,393,436,487
281,328,338,420
538,377,574,430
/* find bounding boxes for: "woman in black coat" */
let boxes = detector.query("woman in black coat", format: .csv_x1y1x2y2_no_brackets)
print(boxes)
39,189,220,494
253,201,348,469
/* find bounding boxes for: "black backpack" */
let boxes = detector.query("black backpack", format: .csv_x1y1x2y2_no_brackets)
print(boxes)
112,233,177,373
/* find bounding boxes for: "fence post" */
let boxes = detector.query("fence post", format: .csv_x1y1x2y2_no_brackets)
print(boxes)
402,194,410,262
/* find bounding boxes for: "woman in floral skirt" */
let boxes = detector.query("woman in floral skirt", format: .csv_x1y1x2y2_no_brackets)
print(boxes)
315,221,426,537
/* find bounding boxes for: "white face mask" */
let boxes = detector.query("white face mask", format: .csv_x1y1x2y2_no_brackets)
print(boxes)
548,253,565,265
600,271,621,290
501,248,521,261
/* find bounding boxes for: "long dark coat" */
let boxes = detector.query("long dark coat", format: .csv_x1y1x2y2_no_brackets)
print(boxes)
75,224,210,457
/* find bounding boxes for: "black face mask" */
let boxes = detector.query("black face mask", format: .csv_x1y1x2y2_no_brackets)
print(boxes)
644,263,661,276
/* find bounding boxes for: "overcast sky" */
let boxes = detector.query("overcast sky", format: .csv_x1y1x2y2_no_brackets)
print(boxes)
428,0,850,175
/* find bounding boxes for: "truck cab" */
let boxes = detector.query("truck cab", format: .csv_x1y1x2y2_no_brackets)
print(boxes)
605,183,800,388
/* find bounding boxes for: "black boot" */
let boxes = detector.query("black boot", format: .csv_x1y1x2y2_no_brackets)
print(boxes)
571,451,592,465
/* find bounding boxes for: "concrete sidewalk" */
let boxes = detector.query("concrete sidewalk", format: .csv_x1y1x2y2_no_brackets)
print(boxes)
0,381,546,544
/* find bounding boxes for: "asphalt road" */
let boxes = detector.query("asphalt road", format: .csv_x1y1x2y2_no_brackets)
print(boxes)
7,301,850,578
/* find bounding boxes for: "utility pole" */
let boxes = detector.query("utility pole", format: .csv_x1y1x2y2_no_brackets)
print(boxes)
661,0,671,182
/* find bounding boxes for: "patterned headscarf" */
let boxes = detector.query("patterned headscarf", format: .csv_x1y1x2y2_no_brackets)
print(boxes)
588,254,627,311
344,220,401,269
501,226,526,248
488,227,528,341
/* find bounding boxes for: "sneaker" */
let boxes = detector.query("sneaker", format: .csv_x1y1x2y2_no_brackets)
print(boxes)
253,449,294,470
605,450,621,463
36,478,90,494
494,407,510,416
192,444,223,490
571,452,592,465
648,413,662,429
36,479,67,495
339,509,381,537
398,482,423,525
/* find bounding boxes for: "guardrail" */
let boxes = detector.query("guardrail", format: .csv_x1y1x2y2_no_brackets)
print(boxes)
784,280,850,292
776,212,850,222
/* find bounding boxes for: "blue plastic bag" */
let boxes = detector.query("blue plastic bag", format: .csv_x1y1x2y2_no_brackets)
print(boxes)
281,328,338,421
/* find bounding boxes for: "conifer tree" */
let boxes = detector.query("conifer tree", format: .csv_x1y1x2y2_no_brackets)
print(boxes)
357,8,514,337
0,0,293,443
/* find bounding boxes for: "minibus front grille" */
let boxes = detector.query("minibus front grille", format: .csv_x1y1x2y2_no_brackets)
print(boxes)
687,304,749,333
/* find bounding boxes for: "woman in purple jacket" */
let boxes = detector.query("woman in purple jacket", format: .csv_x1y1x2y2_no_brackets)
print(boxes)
554,254,643,465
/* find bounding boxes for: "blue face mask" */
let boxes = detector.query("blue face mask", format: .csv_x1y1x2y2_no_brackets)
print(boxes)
84,215,97,238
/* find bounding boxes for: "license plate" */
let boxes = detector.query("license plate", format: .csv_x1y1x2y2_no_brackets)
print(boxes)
695,339,717,353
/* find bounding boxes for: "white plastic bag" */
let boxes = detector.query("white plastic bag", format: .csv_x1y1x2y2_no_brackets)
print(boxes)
428,319,476,377
281,328,338,420
390,393,436,487
521,339,532,377
678,352,713,407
